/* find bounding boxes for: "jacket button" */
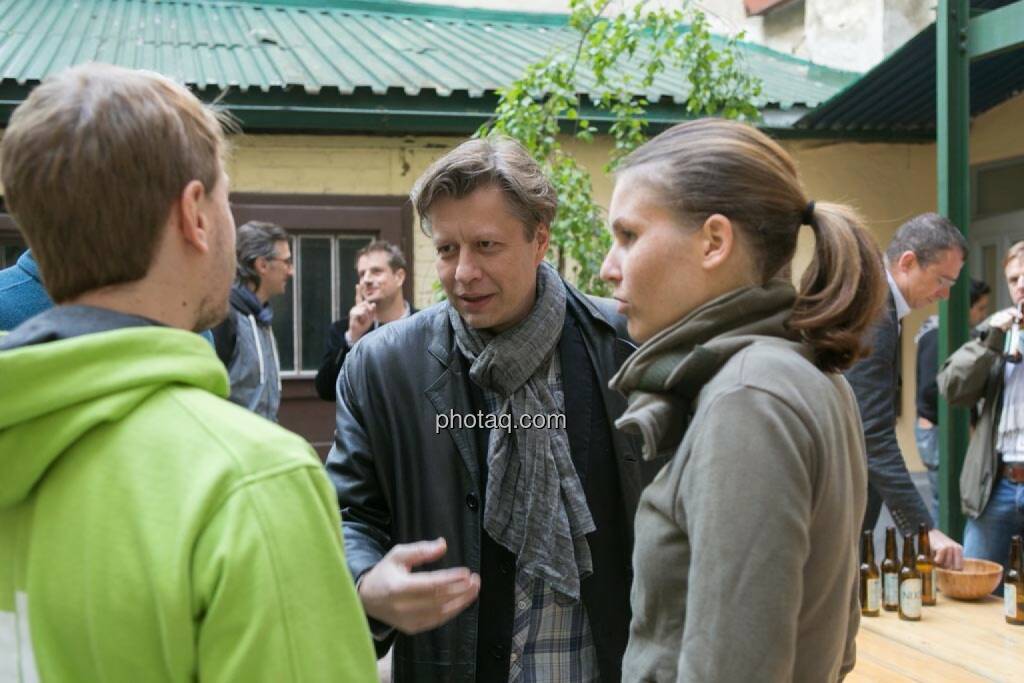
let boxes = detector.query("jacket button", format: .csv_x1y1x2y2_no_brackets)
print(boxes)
491,644,505,660
500,562,512,575
466,493,479,511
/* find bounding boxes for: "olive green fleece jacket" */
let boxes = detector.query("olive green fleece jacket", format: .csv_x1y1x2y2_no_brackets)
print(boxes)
0,325,376,682
936,323,1007,518
611,281,866,683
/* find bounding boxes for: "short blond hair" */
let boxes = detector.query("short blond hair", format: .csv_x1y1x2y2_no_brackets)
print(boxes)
1004,241,1024,269
1,63,231,302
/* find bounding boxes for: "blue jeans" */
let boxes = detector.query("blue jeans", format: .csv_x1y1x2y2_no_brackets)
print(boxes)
964,477,1024,596
915,423,940,521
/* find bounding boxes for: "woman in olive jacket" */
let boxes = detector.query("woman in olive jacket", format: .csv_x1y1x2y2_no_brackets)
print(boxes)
600,119,888,682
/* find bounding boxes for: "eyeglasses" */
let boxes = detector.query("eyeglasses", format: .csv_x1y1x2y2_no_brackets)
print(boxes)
267,256,294,266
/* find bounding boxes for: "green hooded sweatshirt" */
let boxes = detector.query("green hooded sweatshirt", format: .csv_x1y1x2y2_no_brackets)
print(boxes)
0,324,376,682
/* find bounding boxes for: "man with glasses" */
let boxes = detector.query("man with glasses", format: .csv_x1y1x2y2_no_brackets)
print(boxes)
212,221,294,421
845,212,967,568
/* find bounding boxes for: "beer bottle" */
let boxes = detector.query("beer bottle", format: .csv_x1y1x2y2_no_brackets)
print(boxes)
899,533,922,621
917,523,936,606
1006,303,1024,362
1005,535,1024,625
881,526,900,611
860,530,881,616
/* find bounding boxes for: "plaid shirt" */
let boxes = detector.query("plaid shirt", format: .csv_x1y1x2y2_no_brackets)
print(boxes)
508,573,599,683
481,354,600,683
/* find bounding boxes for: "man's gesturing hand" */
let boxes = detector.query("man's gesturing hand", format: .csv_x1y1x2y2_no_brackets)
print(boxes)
358,538,481,635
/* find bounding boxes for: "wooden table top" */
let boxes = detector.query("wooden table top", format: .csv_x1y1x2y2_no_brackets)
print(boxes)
847,595,1024,682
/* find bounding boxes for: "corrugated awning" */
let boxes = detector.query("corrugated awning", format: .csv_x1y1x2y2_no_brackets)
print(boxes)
0,0,860,134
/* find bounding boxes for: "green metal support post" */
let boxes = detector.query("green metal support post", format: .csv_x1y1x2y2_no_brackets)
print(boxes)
968,1,1024,59
936,0,971,541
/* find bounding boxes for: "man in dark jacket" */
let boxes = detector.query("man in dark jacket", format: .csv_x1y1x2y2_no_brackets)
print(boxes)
314,240,417,401
845,213,965,568
326,137,656,682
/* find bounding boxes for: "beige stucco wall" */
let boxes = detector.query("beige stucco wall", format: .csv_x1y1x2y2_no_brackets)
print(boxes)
970,94,1024,167
226,135,457,302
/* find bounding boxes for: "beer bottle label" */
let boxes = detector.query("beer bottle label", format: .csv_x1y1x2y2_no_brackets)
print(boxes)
1006,584,1017,618
900,579,922,618
884,574,898,604
867,578,881,611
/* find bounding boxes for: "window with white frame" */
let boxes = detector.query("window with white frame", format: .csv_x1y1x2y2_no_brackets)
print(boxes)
272,233,374,375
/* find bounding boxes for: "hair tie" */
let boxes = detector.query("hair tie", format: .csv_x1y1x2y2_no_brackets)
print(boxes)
802,200,817,228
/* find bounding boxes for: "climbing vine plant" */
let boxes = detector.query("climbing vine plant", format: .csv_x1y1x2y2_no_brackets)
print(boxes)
477,0,762,295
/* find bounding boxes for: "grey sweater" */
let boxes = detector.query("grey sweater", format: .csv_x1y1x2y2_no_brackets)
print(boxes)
612,283,865,682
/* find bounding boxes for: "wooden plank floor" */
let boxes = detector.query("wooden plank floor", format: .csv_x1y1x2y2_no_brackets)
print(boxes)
847,596,1024,682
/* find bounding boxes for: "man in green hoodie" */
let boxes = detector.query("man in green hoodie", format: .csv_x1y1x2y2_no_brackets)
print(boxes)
0,63,376,681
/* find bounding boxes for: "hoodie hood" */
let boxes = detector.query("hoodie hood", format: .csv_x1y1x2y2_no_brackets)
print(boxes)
609,279,802,460
0,325,228,507
16,250,42,283
231,283,273,326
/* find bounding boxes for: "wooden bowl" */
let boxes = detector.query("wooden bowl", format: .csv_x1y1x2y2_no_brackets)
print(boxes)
935,558,1004,600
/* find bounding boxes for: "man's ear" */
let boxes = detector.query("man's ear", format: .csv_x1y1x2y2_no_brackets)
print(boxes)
177,180,210,254
699,214,735,272
896,250,918,273
254,255,270,277
395,267,407,287
533,223,550,264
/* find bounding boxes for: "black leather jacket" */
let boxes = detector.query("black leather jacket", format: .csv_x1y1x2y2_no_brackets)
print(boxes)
326,284,659,682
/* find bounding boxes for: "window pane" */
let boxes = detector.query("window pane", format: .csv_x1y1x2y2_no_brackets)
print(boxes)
272,278,295,372
300,237,333,371
978,161,1024,217
337,236,374,319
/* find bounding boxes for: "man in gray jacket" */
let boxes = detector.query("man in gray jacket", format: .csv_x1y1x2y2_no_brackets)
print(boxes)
845,213,965,567
940,240,1024,582
327,137,656,682
212,221,293,421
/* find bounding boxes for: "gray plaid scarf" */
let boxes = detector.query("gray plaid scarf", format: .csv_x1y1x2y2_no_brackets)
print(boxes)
448,262,595,600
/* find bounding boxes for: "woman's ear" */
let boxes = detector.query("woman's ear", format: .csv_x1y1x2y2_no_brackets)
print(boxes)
699,213,736,272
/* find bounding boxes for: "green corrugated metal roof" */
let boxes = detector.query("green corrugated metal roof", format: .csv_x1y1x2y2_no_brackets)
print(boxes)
796,0,1024,136
0,0,860,134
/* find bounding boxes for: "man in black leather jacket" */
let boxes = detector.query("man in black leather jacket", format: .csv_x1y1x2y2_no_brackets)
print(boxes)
326,137,658,682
